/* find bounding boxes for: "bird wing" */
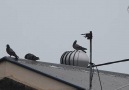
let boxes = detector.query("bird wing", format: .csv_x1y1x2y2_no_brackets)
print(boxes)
7,47,17,57
75,43,87,50
10,48,17,55
9,48,15,53
75,43,81,48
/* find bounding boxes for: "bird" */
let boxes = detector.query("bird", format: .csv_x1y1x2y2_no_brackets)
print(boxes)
25,53,39,61
6,44,19,60
73,40,87,53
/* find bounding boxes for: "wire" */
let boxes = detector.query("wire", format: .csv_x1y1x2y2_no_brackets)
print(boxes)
94,63,103,90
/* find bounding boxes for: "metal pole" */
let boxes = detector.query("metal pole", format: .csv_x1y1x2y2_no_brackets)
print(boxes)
81,31,93,90
87,59,129,68
89,32,93,90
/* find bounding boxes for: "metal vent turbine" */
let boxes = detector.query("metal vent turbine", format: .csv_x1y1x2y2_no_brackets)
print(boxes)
60,50,89,67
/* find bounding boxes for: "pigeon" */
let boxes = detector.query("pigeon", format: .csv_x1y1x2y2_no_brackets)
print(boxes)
73,40,87,53
25,53,39,61
6,44,19,60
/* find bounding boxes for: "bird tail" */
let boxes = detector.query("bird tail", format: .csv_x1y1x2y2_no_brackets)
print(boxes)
14,54,19,60
82,50,86,53
82,47,87,50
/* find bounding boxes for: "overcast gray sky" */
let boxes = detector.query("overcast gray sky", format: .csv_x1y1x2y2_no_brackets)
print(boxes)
0,0,129,74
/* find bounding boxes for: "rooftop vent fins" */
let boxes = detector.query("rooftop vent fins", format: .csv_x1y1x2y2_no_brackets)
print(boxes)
60,50,89,67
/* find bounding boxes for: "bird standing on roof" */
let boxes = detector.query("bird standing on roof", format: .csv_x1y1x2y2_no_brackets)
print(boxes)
25,53,39,61
73,40,87,53
6,44,19,60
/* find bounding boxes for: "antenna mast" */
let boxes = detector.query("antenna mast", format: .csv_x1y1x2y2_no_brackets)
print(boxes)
81,31,93,90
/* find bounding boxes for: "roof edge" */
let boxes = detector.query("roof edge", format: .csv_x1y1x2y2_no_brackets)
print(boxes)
0,56,86,90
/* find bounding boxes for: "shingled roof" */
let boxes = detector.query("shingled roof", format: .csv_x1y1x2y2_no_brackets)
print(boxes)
1,56,129,90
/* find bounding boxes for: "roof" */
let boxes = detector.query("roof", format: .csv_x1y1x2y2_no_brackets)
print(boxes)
1,56,129,90
0,56,85,90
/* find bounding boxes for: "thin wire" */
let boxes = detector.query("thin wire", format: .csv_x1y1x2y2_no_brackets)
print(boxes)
94,64,103,90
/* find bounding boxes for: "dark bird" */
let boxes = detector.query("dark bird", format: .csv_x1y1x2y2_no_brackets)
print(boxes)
6,44,19,60
73,40,87,53
25,53,39,61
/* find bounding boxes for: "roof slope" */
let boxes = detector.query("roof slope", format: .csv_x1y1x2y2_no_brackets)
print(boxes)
0,57,85,90
1,56,129,90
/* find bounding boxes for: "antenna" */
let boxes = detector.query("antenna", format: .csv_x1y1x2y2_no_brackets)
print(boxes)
81,31,93,90
81,31,129,90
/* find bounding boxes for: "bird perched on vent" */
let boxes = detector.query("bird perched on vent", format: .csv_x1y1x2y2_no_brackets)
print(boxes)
73,40,87,53
6,44,19,60
25,53,39,61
